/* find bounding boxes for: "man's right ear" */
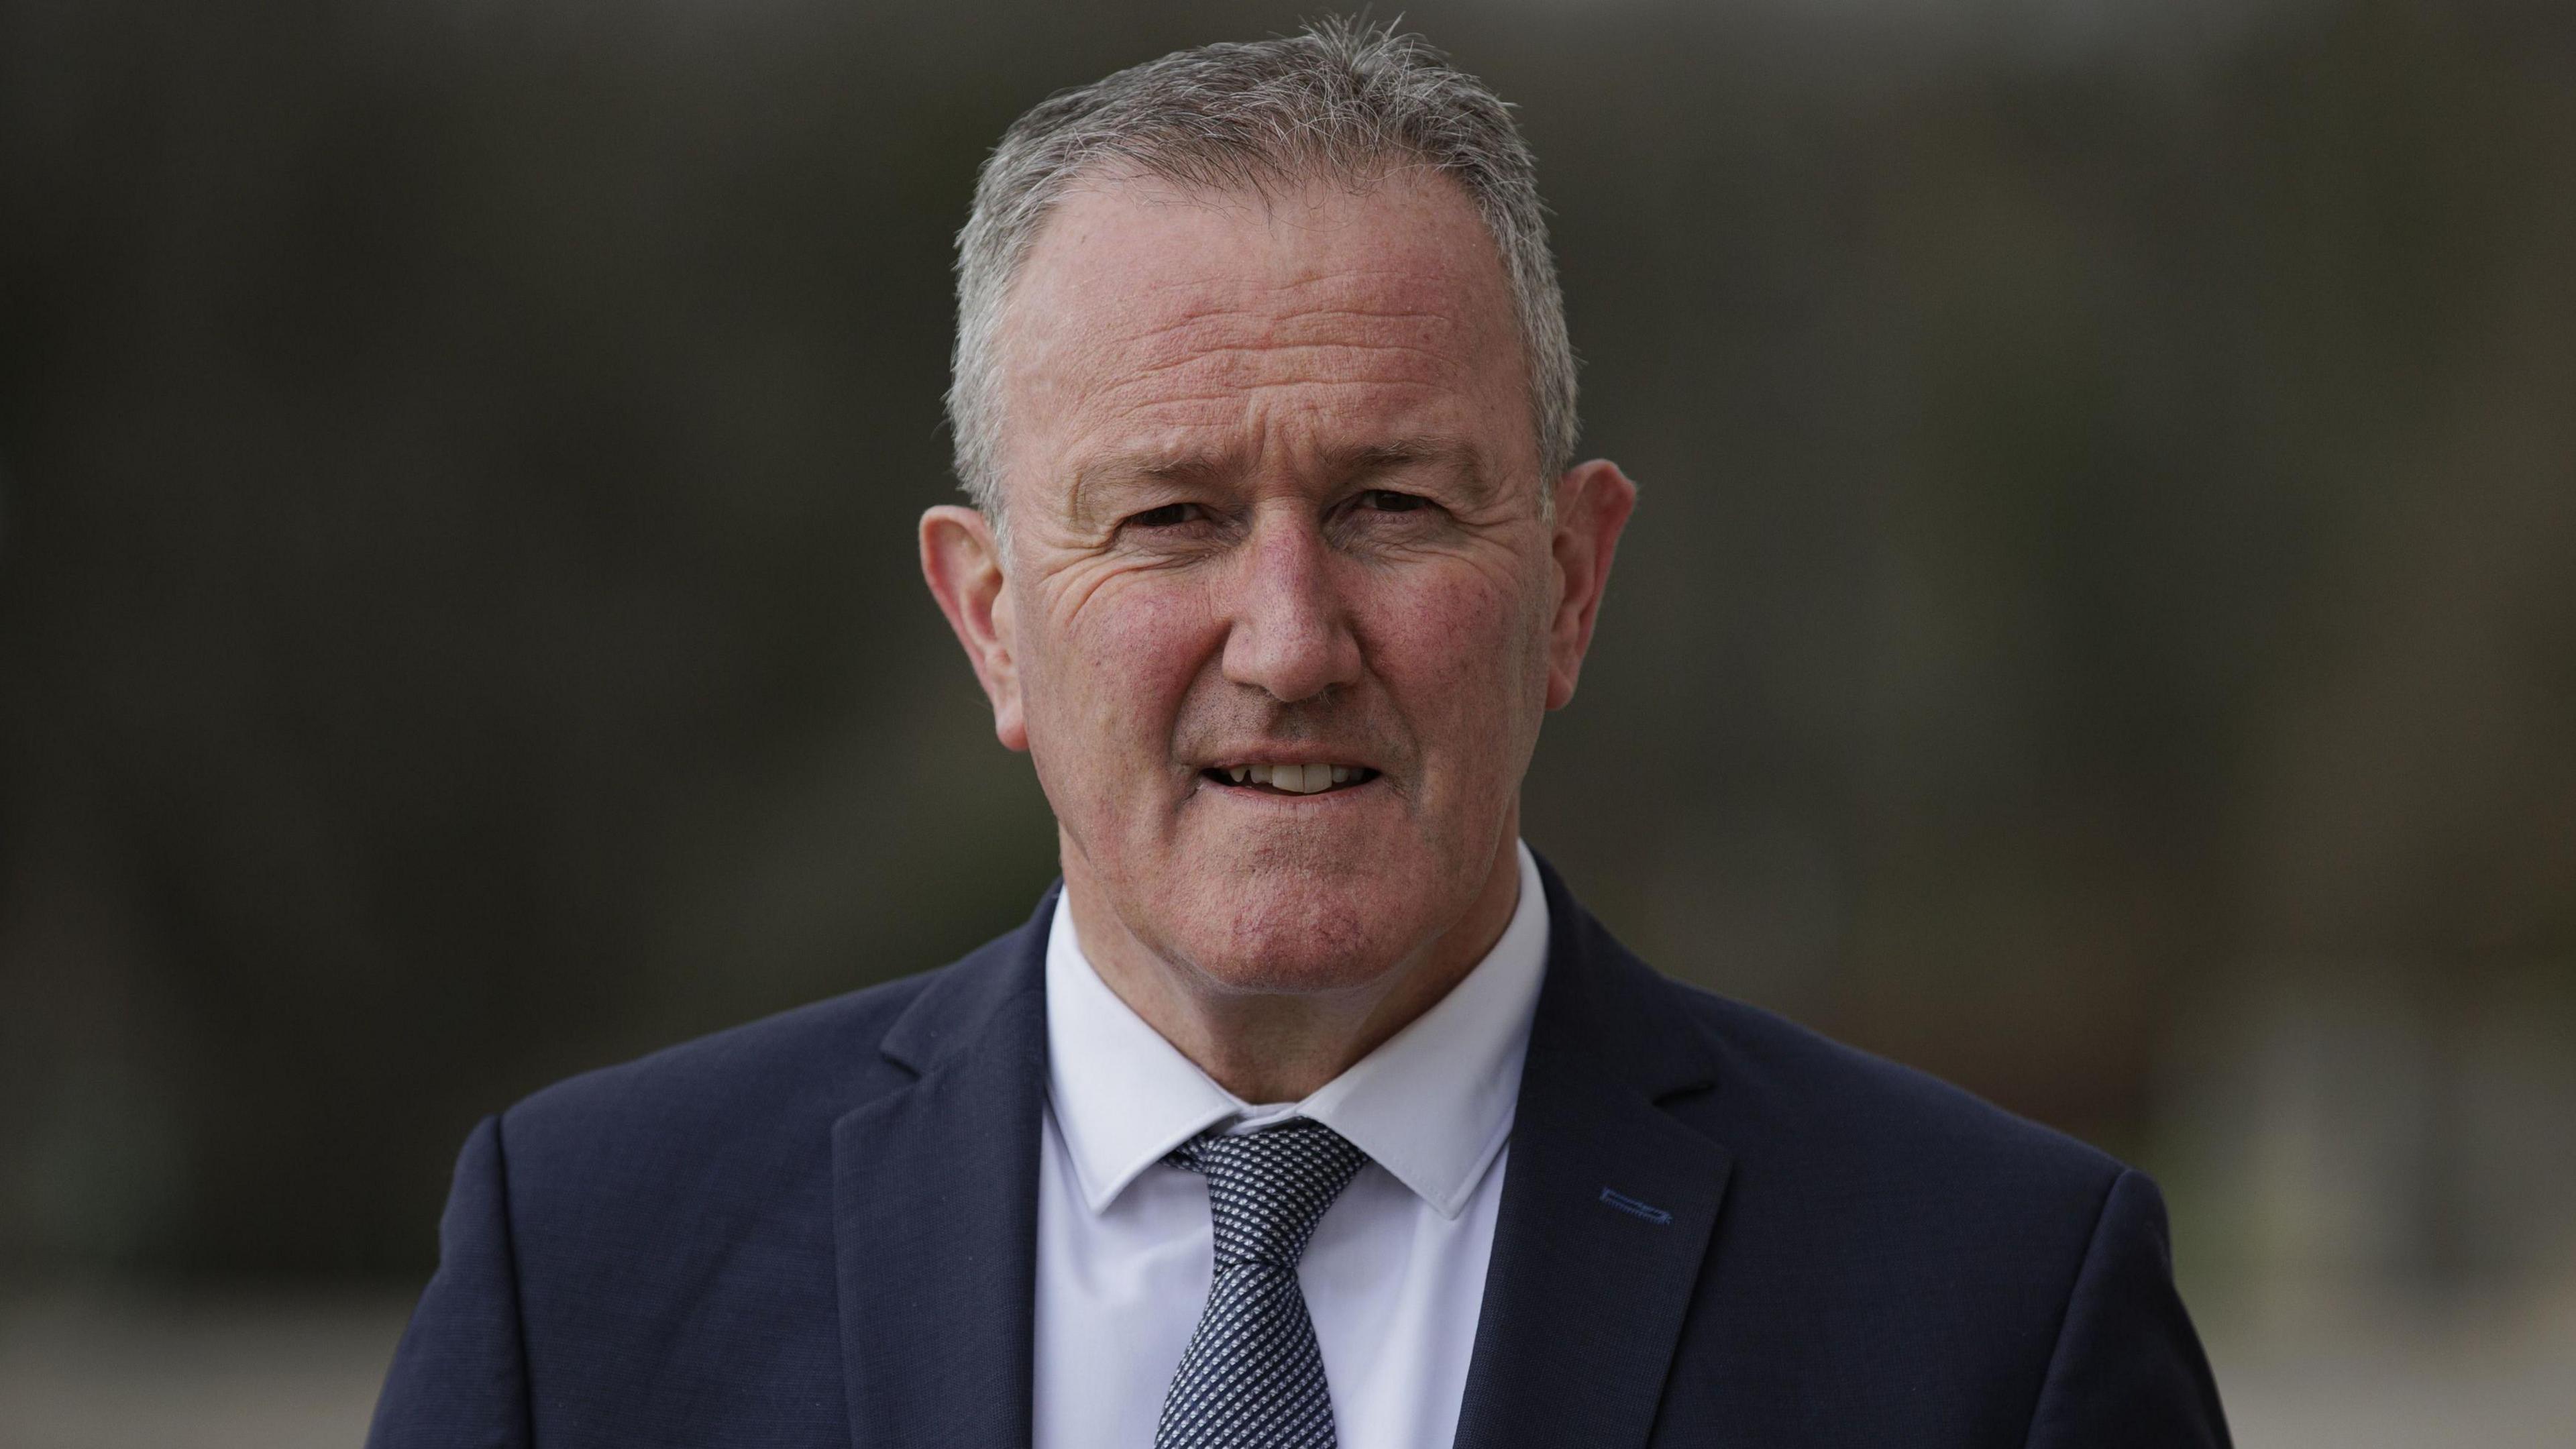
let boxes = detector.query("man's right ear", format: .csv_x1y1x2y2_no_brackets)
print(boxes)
919,505,1028,751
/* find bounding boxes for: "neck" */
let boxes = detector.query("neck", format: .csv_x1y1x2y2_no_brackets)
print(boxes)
1063,832,1525,1104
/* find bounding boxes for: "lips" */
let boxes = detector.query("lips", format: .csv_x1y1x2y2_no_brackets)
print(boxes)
1201,761,1381,795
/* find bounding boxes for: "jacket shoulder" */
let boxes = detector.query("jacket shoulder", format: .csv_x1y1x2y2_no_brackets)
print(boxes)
502,968,934,1160
488,891,1049,1201
1668,980,2125,1205
420,927,1044,1442
1623,971,2207,1439
497,891,1049,1161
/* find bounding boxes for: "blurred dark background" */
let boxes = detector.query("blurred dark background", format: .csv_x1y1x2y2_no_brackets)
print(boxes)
3,0,2572,1440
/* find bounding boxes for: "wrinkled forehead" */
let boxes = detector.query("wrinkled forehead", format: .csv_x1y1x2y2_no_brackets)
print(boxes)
991,168,1534,502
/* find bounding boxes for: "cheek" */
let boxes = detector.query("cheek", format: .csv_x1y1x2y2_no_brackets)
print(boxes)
1025,572,1215,767
1366,562,1549,763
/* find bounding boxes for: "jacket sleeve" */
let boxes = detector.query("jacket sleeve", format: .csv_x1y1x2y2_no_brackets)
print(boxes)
2023,1169,2233,1449
368,1113,535,1449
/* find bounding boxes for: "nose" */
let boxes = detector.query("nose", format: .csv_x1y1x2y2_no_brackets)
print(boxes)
1218,509,1363,704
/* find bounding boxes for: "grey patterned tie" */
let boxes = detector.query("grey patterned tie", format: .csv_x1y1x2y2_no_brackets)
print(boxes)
1155,1119,1371,1449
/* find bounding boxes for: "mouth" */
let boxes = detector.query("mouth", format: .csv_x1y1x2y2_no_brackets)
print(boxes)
1199,762,1383,797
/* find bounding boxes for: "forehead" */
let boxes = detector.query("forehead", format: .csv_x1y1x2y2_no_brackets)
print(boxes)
994,168,1531,500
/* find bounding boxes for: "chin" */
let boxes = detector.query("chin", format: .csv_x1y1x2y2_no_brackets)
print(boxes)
1173,871,1438,998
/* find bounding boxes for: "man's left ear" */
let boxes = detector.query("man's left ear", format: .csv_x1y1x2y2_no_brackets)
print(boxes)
1544,459,1638,710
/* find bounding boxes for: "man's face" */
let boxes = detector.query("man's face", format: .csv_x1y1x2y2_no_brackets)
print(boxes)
934,168,1624,996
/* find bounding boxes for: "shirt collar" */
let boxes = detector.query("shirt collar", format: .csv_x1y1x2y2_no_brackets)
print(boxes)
1043,841,1550,1222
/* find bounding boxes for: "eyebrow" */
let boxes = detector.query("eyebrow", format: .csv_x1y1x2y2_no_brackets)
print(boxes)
1065,451,1230,527
1326,437,1479,479
1067,435,1491,522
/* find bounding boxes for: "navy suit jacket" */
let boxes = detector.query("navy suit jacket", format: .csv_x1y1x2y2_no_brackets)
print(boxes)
371,860,2231,1447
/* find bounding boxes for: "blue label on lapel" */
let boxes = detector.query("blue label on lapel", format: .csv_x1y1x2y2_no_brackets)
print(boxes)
1598,1187,1673,1224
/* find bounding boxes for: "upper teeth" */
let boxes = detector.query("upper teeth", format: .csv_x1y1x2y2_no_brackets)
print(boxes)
1226,763,1354,794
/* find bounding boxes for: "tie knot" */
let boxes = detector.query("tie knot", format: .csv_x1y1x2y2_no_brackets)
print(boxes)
1167,1119,1369,1270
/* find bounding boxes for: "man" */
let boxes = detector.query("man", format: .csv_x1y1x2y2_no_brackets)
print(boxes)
372,22,2230,1448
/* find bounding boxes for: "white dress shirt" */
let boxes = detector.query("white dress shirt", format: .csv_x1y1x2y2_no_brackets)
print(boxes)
1033,841,1550,1449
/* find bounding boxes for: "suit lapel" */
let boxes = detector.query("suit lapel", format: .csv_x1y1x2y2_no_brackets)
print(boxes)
832,891,1053,1449
1452,860,1734,1449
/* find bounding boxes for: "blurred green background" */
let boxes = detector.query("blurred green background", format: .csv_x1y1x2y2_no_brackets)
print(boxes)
2,0,2571,1442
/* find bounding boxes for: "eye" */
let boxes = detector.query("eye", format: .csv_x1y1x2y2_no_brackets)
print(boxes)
1126,502,1208,529
1358,489,1429,514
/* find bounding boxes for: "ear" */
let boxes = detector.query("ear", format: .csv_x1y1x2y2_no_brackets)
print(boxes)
1544,460,1638,710
920,504,1028,751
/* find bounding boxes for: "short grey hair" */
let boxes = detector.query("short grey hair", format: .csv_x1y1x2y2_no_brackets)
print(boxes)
946,18,1578,519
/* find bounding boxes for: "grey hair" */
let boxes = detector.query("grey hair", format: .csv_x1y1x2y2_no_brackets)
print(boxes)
945,18,1578,520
